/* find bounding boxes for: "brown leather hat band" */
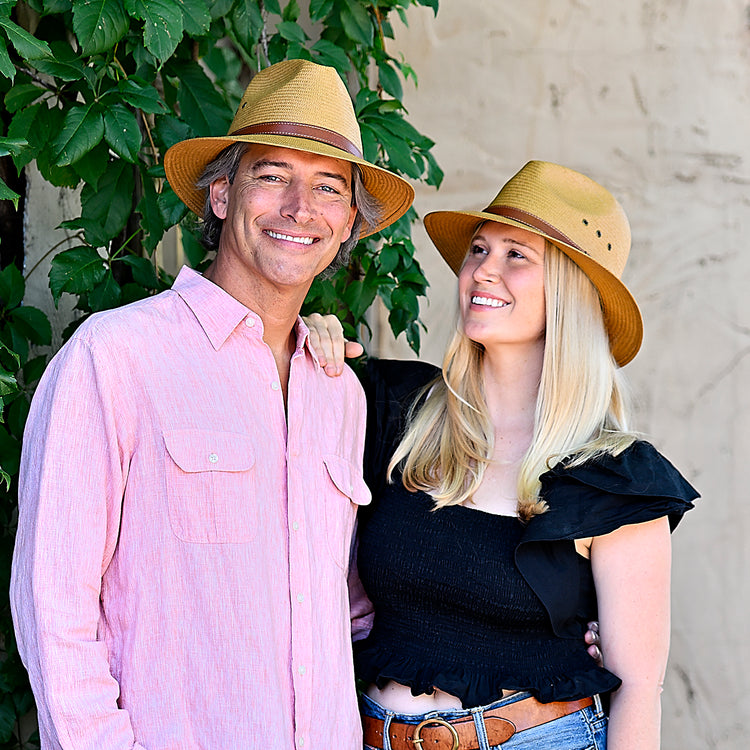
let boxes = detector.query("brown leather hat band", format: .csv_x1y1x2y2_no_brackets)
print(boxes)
484,205,589,257
232,121,363,159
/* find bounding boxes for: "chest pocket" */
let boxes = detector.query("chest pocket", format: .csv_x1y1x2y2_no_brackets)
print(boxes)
164,429,257,544
323,454,371,569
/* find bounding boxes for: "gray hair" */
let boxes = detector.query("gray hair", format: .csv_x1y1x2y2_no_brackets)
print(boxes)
195,142,383,274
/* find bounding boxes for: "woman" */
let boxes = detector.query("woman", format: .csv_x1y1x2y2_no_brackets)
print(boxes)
308,160,698,749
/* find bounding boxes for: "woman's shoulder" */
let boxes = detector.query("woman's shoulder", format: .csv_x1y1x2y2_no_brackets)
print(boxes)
529,440,700,540
362,357,439,391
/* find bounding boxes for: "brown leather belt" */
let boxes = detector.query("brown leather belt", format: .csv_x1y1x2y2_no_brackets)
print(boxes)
362,695,594,750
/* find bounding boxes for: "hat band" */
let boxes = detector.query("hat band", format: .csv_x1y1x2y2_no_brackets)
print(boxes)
232,121,363,159
484,205,590,257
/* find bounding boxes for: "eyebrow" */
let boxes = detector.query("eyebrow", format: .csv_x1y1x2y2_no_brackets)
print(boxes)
249,159,351,188
473,233,542,253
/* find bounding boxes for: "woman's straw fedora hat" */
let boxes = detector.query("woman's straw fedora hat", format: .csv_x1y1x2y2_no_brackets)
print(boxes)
164,59,414,238
424,161,643,366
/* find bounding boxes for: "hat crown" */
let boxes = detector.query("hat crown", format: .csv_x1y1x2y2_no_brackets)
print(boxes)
489,160,631,279
228,59,362,152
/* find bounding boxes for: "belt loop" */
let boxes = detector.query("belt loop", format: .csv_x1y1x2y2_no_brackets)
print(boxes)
592,693,605,719
471,705,491,750
382,713,394,750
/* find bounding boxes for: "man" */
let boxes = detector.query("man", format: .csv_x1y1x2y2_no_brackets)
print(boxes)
10,59,414,750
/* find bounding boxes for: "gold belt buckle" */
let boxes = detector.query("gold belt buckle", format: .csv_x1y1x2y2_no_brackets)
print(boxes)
411,717,460,750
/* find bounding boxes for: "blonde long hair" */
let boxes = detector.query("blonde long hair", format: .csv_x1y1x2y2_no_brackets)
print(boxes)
389,241,636,521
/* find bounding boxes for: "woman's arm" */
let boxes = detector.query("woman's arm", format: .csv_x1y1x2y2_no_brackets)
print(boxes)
591,516,672,750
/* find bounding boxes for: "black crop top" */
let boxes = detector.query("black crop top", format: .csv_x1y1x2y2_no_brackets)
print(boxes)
354,358,699,708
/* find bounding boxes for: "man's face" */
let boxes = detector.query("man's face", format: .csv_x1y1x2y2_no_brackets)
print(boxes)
209,144,357,298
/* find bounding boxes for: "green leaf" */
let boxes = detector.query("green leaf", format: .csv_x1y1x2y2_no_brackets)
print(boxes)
49,246,107,304
153,113,191,150
377,243,400,275
264,0,281,14
137,174,163,252
378,60,403,101
9,306,52,346
71,139,110,185
0,179,19,209
174,60,232,137
179,225,207,268
121,255,160,288
0,137,27,158
30,40,85,81
79,159,135,245
311,38,349,73
281,0,300,22
340,1,373,46
53,103,105,166
4,82,44,113
0,16,52,60
0,37,13,81
103,104,142,162
175,0,211,37
0,369,18,399
115,77,167,114
157,184,187,228
0,263,24,309
88,270,122,311
125,0,184,63
230,0,264,50
309,0,333,21
72,0,129,55
22,354,47,387
276,21,307,44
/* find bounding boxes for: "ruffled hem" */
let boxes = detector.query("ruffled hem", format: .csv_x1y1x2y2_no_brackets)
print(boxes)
355,646,621,709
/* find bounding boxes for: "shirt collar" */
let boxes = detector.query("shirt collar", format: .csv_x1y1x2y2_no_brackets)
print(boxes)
172,266,318,362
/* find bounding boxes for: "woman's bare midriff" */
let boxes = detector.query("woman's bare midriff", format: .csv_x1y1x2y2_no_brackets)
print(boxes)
365,680,518,713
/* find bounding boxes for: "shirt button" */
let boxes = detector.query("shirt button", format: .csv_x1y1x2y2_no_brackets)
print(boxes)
208,453,219,464
245,317,255,327
271,381,280,391
292,522,299,531
298,665,306,675
296,593,304,603
298,739,304,747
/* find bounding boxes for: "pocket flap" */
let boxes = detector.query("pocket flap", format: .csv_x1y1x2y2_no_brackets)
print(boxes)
323,454,371,506
164,430,255,473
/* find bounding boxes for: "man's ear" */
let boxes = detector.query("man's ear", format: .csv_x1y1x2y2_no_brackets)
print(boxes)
209,177,230,220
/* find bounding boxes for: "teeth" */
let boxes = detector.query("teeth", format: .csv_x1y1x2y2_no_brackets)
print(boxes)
472,295,508,308
267,231,314,245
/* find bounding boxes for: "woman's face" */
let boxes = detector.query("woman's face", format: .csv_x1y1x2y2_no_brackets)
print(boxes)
458,222,546,353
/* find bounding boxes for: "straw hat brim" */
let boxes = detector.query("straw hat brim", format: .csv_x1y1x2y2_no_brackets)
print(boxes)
424,209,643,367
164,134,415,239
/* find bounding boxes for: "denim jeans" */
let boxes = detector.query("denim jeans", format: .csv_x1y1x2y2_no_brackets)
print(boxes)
361,691,608,750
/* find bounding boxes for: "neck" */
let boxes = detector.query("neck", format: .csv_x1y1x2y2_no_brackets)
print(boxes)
204,256,305,403
481,341,544,434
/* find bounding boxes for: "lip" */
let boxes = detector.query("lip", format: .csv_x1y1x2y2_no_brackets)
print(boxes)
264,229,319,246
470,292,510,309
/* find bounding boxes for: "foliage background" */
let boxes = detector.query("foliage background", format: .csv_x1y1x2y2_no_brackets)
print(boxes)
0,0,441,745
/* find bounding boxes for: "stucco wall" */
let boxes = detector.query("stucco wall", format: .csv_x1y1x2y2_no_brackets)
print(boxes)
377,1,750,747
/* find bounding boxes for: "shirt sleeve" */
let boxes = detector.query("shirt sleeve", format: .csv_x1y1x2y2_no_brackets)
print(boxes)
10,333,144,750
347,525,374,642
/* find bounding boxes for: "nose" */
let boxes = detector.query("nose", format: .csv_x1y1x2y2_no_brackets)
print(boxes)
280,180,315,224
472,252,503,284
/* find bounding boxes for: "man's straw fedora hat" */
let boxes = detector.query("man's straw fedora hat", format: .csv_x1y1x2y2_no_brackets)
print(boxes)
164,59,414,238
424,161,643,366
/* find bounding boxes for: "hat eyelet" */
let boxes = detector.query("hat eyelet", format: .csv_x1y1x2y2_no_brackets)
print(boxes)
596,230,602,237
607,243,612,251
582,219,589,225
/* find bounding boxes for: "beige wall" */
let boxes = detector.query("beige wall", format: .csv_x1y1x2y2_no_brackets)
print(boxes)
376,1,749,747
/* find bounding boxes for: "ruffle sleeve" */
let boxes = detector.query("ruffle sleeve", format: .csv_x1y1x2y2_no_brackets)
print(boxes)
516,441,699,638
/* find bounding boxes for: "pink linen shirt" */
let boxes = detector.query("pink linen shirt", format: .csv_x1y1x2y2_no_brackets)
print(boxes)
11,266,371,750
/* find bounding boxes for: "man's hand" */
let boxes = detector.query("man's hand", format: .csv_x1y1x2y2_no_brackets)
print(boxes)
304,313,363,376
585,620,602,666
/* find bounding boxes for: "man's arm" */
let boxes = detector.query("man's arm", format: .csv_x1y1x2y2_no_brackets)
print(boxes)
10,335,145,750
